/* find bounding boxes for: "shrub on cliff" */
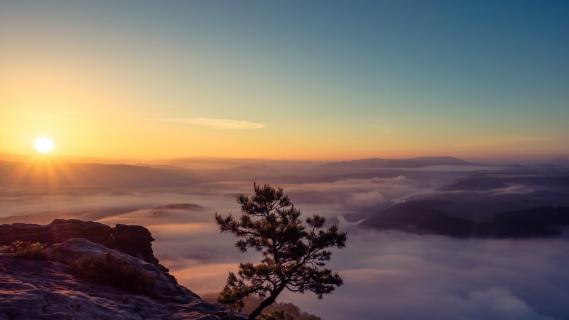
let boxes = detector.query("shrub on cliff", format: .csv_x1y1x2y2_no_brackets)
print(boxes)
259,310,294,320
72,253,155,293
0,241,47,260
203,293,321,320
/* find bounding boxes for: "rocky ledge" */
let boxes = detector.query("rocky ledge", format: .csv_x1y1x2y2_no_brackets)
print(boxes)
0,220,243,320
0,219,158,264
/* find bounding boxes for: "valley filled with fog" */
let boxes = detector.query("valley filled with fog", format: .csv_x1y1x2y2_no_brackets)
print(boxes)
1,157,569,319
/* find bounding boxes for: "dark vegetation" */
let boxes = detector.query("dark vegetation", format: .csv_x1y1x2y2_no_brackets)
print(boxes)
215,184,346,320
71,253,155,293
203,294,321,320
258,310,294,320
0,241,47,260
255,302,320,320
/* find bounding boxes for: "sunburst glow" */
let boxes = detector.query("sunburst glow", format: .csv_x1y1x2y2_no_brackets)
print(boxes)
33,137,55,154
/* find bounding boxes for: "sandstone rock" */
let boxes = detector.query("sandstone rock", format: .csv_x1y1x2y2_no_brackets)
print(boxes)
0,255,243,320
45,238,190,301
0,219,157,264
113,224,158,264
0,238,244,320
0,220,246,320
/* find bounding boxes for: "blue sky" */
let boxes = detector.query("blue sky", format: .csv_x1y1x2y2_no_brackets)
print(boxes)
1,0,568,159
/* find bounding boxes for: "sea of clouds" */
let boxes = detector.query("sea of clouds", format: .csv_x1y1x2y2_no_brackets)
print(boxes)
2,170,568,319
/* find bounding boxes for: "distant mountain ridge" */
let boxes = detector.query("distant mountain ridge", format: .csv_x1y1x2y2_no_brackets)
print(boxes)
542,156,569,168
324,156,474,169
0,160,202,193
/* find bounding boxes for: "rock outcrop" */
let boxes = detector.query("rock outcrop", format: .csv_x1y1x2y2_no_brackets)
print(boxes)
45,238,193,302
0,219,158,264
0,220,245,320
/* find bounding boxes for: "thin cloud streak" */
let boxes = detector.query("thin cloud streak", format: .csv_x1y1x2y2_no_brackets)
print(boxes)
173,117,266,130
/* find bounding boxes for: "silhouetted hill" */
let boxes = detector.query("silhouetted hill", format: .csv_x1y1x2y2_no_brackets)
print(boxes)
325,156,474,169
364,204,569,238
364,200,474,237
541,156,569,168
491,206,569,236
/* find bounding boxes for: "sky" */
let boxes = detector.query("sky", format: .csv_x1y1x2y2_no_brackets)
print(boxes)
1,0,568,161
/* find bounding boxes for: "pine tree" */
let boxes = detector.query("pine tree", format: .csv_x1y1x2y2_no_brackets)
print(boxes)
215,184,347,320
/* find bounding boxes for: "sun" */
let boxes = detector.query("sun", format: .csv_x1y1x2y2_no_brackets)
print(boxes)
33,136,55,154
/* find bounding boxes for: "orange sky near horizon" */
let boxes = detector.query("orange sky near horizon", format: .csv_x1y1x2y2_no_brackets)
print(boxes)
1,62,562,162
1,1,566,162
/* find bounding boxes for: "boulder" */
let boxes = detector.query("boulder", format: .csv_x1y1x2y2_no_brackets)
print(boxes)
0,219,158,264
112,224,158,264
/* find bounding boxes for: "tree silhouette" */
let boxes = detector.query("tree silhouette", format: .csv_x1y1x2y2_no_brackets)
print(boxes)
215,184,347,320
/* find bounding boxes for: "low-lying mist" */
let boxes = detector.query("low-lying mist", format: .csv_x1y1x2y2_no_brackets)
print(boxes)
1,158,569,319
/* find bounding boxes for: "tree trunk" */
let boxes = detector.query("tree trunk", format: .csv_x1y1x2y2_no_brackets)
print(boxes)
247,285,286,320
